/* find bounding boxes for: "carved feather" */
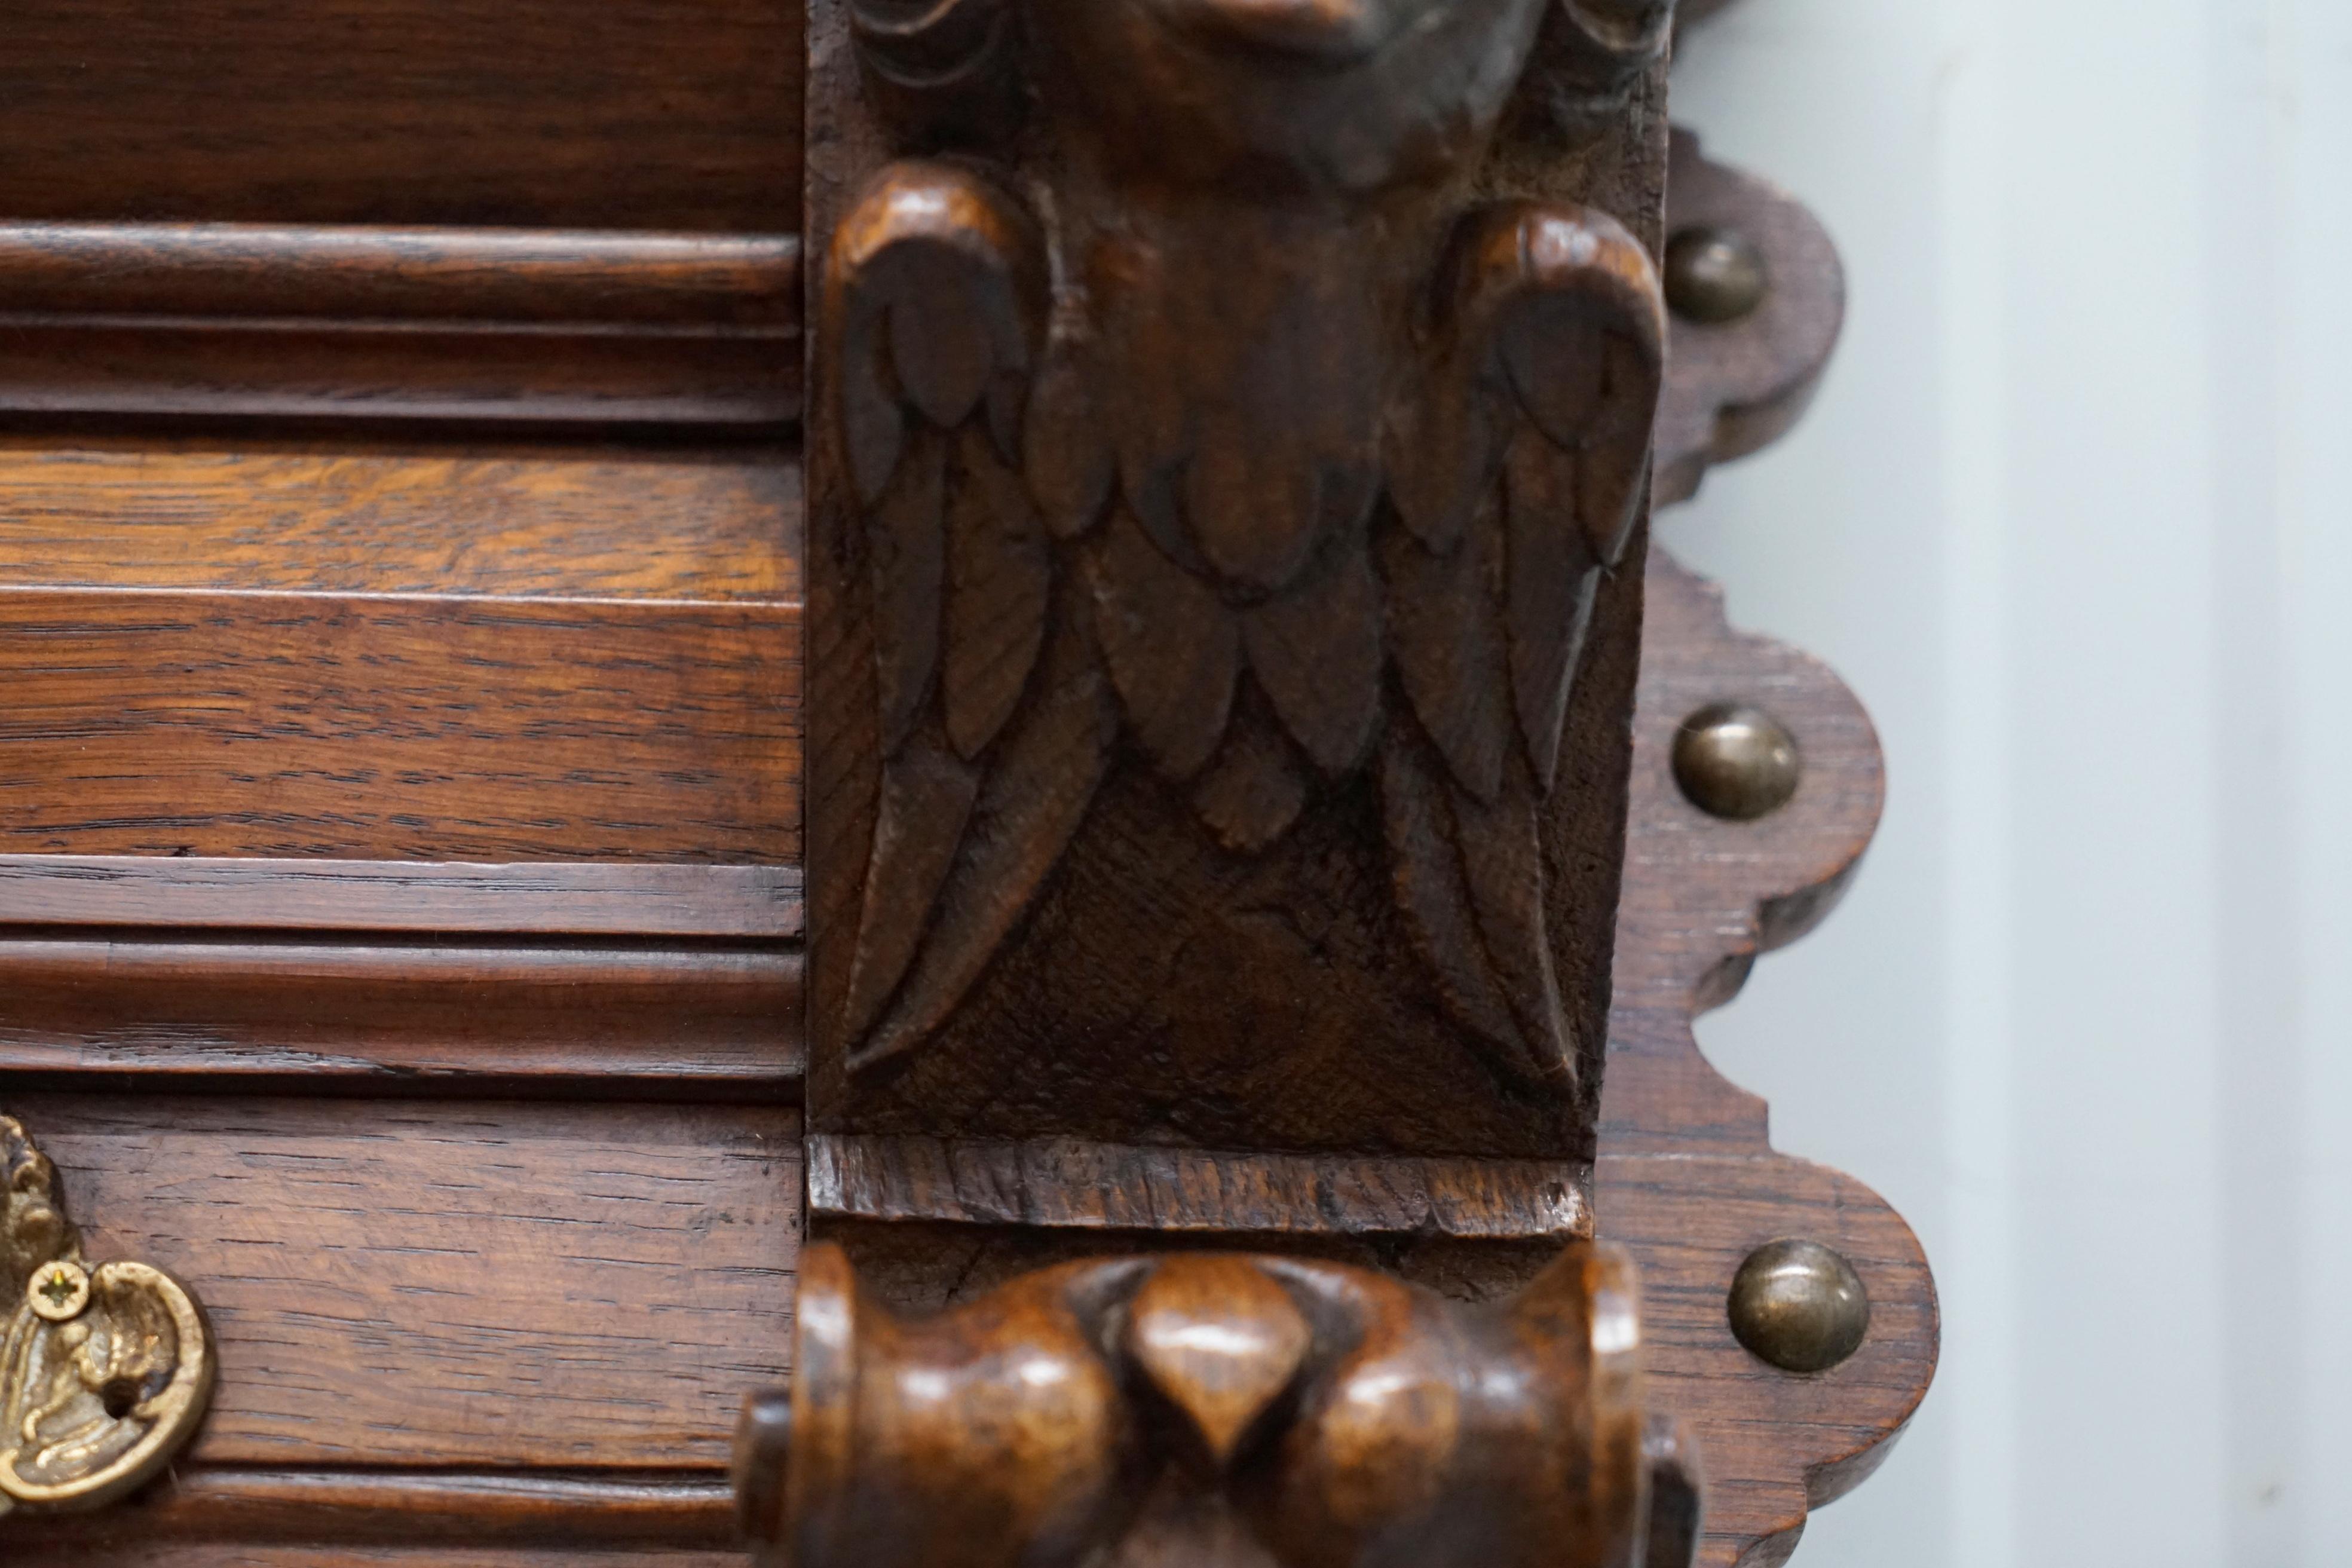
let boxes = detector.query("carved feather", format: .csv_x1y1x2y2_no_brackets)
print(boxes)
1377,511,1511,803
841,731,982,1046
1195,696,1314,855
1089,504,1239,782
944,426,1051,760
826,164,1057,1065
1025,350,1116,540
1242,530,1383,777
868,430,947,755
1379,728,1534,1069
1444,757,1577,1089
1373,199,1663,1093
1502,426,1603,794
856,591,1119,1071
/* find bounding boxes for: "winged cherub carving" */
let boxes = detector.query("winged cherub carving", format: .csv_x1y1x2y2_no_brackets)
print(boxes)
823,0,1668,1097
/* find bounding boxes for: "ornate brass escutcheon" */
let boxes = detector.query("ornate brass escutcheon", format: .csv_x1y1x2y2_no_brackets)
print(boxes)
0,1114,214,1520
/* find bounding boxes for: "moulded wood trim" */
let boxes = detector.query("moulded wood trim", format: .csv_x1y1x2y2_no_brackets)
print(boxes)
0,222,804,425
20,1468,738,1548
808,1133,1594,1239
0,223,801,326
0,856,804,939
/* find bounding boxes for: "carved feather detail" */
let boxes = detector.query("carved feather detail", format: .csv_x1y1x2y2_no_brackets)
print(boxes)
1089,504,1239,782
1374,201,1662,1089
826,166,1662,1092
854,591,1119,1072
944,427,1052,760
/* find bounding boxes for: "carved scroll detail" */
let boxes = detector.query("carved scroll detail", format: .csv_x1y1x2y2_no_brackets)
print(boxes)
740,1240,1699,1568
0,1115,213,1522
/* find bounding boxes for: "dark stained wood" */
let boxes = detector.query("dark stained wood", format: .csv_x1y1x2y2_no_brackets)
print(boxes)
749,1241,1664,1568
1596,549,1936,1567
0,438,800,601
1655,131,1848,508
0,324,793,428
0,859,801,939
0,223,801,426
0,1,802,234
23,1470,736,1548
14,1549,746,1568
1,1097,801,1472
794,548,1934,1568
807,1135,1588,1239
0,225,798,326
0,940,801,1095
0,591,800,862
805,0,1673,1195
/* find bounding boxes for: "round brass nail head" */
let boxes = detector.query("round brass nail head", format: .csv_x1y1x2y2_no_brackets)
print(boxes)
1728,1239,1870,1374
1673,703,1800,821
29,1258,91,1322
1664,226,1769,325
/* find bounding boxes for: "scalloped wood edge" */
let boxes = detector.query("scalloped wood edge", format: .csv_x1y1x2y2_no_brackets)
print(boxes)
1656,130,1847,510
1598,548,1938,1568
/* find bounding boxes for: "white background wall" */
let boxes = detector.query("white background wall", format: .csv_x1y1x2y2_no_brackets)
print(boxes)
1665,3,2351,1564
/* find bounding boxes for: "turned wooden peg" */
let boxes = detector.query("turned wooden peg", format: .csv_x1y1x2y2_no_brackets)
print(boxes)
739,1241,1699,1568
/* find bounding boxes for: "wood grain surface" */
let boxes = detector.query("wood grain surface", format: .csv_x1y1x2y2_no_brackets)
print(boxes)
0,590,800,862
20,1471,736,1550
1597,549,1936,1568
808,1134,1589,1239
0,940,802,1095
0,438,800,601
0,320,798,428
12,1552,747,1568
0,858,802,938
0,0,801,233
804,0,1670,1180
1655,131,1847,509
0,1097,801,1470
0,225,798,326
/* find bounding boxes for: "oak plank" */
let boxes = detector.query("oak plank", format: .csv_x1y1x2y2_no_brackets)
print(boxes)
0,0,801,233
0,858,801,938
0,439,800,601
0,939,802,1093
20,1469,736,1548
0,224,797,327
2,1097,801,1471
0,590,801,862
808,1134,1590,1239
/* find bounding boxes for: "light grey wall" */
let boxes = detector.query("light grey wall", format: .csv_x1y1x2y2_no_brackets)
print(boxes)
1664,2,2351,1564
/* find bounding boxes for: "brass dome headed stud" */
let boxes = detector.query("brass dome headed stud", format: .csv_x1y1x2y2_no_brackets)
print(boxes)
1664,225,1769,325
1672,702,1800,821
1727,1239,1870,1374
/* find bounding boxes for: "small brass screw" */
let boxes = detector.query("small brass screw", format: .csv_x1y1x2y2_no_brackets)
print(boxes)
27,1258,91,1322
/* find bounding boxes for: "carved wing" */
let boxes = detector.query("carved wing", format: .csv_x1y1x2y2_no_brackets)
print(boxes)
1380,203,1665,1091
826,163,1120,1074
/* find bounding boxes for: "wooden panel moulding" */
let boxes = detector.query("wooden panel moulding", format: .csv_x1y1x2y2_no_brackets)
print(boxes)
0,939,804,1097
0,438,802,602
0,858,803,940
16,1471,740,1551
0,0,803,233
0,224,803,425
0,591,801,863
0,1097,802,1473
